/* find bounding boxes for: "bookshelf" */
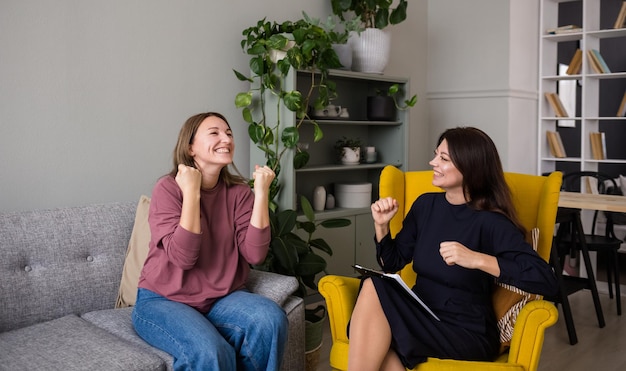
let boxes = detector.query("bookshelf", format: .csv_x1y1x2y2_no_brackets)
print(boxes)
538,0,626,177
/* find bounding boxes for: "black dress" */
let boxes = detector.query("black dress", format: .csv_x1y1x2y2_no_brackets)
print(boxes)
367,193,558,368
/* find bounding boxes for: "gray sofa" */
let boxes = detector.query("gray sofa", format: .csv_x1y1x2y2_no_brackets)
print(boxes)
0,201,305,370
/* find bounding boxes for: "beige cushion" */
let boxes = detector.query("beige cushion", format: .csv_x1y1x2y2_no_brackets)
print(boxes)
492,227,541,353
115,195,151,308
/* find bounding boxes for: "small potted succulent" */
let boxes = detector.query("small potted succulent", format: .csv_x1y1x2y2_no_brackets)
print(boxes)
334,136,362,164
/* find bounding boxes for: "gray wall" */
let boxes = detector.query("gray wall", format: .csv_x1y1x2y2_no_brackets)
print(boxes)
0,1,428,212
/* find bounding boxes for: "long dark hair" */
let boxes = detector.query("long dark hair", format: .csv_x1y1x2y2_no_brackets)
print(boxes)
169,112,247,186
438,127,525,234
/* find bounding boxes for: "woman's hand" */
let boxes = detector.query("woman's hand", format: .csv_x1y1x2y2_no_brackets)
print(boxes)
439,241,500,276
371,197,399,225
252,165,275,196
175,164,202,199
371,197,399,242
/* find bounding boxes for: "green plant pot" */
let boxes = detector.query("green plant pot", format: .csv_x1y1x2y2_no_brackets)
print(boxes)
305,305,326,371
304,305,326,352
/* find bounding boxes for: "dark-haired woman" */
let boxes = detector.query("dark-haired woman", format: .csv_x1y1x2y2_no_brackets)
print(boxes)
347,127,558,371
132,112,286,370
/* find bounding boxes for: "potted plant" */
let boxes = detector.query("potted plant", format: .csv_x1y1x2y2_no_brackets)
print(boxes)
334,136,362,164
330,0,410,73
302,12,363,70
367,83,418,121
233,17,351,368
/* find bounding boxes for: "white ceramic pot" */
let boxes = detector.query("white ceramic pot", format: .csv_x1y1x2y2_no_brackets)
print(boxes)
341,147,360,165
332,43,352,70
349,28,391,74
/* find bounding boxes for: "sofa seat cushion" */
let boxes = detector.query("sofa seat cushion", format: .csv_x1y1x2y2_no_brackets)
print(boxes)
0,314,164,371
82,307,173,371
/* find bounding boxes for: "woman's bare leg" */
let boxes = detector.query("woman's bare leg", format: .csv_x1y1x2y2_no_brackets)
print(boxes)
348,278,404,371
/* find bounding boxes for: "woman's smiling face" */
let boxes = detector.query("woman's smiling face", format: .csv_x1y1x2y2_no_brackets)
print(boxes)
428,139,463,193
189,116,234,170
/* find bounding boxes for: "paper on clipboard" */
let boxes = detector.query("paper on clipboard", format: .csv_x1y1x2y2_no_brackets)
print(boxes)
353,264,441,321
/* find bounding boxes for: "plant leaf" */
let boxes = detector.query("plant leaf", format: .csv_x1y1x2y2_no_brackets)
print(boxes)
233,69,252,82
320,218,352,228
235,92,252,108
293,150,310,169
309,238,333,256
296,252,326,276
300,195,315,222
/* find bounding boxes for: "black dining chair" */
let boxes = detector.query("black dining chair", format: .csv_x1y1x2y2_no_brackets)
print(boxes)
555,172,623,317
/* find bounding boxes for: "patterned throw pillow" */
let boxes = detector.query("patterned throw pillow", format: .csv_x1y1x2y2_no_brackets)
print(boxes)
492,228,542,353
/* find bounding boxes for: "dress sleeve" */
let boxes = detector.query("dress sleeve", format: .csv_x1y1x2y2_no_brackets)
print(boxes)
375,197,423,273
486,215,559,297
149,176,203,270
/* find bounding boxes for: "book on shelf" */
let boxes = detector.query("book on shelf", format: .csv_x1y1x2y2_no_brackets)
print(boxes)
566,49,582,75
587,49,611,74
589,132,607,160
614,1,626,29
546,131,567,158
544,92,569,117
617,91,626,117
546,25,582,34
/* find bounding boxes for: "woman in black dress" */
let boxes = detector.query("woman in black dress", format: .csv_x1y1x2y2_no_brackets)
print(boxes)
348,127,559,371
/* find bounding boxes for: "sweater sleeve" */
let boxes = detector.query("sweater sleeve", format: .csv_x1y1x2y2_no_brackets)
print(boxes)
233,186,271,265
149,176,203,270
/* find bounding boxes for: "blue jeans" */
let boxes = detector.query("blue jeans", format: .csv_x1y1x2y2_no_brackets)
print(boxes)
132,288,288,371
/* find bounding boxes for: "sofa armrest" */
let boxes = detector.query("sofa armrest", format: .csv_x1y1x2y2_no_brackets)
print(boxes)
506,299,558,370
246,269,299,306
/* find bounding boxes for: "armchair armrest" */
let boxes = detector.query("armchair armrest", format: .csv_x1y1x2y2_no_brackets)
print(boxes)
507,300,558,370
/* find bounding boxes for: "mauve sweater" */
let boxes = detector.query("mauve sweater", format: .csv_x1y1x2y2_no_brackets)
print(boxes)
137,175,270,313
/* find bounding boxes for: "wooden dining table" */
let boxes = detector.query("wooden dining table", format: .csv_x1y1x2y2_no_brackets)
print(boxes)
559,191,626,213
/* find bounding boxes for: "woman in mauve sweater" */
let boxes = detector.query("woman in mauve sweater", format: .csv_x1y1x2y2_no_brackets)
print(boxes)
132,112,287,371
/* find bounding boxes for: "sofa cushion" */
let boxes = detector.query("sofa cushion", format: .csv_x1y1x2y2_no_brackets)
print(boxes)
0,314,164,371
82,307,173,371
116,195,152,308
0,202,136,333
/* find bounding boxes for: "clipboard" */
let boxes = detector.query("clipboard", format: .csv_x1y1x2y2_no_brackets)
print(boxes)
353,264,441,321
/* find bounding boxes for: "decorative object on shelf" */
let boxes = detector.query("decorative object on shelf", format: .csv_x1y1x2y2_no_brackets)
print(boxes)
335,182,372,208
313,185,327,211
367,83,417,120
324,104,341,118
325,193,336,209
334,136,361,165
365,146,377,163
331,0,409,74
339,107,350,118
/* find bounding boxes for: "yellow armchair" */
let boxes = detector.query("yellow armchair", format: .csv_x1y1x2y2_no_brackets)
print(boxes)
319,166,562,371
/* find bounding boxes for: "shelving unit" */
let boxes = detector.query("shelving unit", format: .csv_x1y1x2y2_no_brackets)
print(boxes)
538,0,626,176
250,69,410,277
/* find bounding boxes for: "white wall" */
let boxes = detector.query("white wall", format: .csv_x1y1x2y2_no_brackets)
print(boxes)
426,0,539,173
0,1,428,212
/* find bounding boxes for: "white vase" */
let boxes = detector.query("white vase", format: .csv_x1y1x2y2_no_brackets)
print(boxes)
349,28,391,74
332,43,352,70
313,186,326,211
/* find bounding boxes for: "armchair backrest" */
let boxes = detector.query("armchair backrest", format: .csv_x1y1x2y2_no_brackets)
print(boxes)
378,166,563,285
